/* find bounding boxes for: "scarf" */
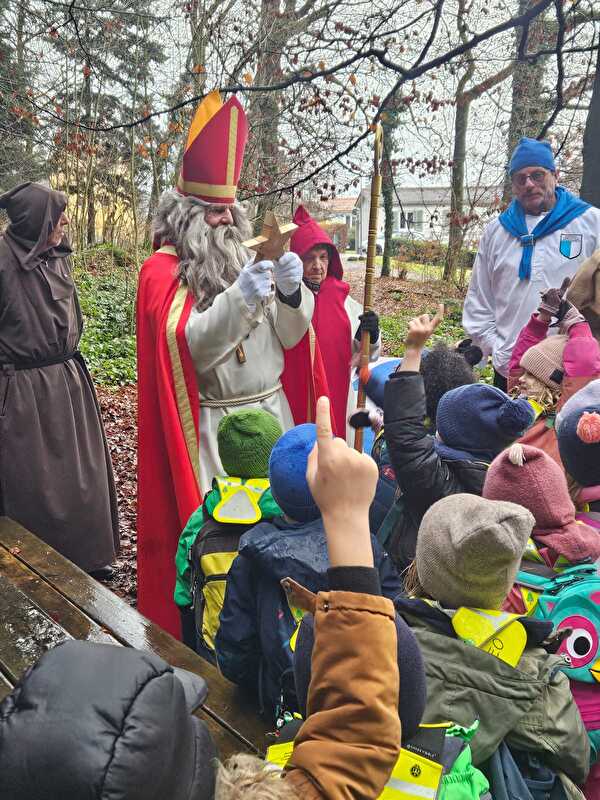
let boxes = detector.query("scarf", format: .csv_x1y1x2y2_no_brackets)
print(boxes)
499,187,590,280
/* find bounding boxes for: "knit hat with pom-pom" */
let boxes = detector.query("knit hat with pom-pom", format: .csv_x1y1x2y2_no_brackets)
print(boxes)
558,406,600,487
483,443,600,565
436,383,535,460
556,379,600,433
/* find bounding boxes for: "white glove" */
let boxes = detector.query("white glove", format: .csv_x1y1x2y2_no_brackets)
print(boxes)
237,259,274,311
274,251,303,297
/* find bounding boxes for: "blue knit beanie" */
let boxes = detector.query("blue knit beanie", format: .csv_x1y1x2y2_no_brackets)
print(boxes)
268,423,320,522
557,405,600,487
436,383,535,458
509,137,556,175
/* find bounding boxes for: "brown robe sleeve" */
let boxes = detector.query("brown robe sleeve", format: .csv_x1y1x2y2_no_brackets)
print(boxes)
284,591,401,800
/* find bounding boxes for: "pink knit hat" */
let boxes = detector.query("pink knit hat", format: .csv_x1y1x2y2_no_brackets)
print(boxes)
483,443,600,564
520,334,567,391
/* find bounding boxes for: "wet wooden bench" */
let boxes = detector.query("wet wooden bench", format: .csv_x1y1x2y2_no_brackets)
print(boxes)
0,516,269,757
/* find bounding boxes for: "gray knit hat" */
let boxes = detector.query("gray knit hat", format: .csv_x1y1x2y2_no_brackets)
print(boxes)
416,494,534,609
519,334,567,391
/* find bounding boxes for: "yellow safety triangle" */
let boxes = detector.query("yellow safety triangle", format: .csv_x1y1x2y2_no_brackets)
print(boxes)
212,477,269,524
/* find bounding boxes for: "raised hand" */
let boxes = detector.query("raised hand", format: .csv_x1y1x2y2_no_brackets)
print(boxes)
274,251,303,297
306,396,377,567
237,259,274,310
405,304,444,350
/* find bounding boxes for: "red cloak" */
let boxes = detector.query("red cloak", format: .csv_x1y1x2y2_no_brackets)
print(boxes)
281,206,352,437
136,247,202,638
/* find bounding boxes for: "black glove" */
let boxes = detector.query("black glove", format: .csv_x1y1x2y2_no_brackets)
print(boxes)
355,310,380,344
456,338,483,367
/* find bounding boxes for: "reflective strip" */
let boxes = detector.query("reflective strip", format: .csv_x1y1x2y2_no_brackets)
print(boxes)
384,778,436,798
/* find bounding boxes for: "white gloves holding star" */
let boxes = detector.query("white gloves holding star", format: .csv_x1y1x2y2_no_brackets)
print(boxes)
238,251,303,311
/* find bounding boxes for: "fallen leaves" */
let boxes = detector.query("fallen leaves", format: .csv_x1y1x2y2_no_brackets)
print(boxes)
96,385,138,606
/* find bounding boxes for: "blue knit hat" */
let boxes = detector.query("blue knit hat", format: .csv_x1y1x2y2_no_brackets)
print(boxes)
556,379,600,433
557,405,600,487
509,137,556,175
436,383,535,458
268,423,319,522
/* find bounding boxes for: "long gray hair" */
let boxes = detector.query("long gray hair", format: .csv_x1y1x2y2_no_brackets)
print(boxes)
152,190,253,311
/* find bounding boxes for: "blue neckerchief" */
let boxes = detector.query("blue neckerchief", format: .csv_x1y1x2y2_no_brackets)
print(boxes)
499,186,590,280
434,438,494,465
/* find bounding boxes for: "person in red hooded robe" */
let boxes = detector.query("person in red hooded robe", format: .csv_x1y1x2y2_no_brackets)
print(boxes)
281,206,380,442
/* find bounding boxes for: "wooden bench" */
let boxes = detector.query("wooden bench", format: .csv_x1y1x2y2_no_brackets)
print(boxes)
0,516,269,757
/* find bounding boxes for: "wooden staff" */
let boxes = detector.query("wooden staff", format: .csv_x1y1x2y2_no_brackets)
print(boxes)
354,125,384,451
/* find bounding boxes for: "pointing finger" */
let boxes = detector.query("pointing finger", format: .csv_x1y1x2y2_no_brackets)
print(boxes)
432,303,445,328
315,396,332,446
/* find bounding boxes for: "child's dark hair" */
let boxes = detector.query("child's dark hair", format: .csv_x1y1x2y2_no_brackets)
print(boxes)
420,342,477,422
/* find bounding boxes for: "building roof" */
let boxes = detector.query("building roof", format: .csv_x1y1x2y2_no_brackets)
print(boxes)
358,185,502,208
321,196,358,213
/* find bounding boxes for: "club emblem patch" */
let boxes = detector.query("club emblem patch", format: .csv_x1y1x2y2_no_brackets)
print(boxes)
559,233,583,259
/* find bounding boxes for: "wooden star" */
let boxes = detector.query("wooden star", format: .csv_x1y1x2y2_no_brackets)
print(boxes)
242,210,298,261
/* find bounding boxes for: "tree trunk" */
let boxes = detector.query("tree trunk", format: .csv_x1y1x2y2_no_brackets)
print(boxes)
444,91,471,281
502,0,551,203
381,157,394,278
580,45,600,208
247,0,288,229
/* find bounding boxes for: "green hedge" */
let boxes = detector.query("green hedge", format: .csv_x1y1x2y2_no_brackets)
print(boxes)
390,237,476,270
74,245,145,386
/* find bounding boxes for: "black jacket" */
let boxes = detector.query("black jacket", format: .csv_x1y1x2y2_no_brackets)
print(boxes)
0,640,216,800
381,371,488,571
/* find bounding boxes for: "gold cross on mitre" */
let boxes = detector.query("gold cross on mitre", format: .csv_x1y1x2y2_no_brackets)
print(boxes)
242,211,298,261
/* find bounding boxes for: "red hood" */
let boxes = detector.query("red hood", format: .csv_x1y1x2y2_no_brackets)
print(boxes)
290,205,343,280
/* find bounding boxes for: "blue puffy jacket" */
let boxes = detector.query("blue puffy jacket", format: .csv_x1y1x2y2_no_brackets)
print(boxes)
215,515,400,719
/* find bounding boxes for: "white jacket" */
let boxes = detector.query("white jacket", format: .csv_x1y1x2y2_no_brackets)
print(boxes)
462,205,600,376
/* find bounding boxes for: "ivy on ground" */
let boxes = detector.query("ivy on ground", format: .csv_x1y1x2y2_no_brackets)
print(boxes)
74,244,146,386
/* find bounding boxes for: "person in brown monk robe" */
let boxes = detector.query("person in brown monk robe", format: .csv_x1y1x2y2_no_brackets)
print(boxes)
0,182,119,577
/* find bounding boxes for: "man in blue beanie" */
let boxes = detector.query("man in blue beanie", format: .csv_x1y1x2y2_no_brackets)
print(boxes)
215,422,400,721
464,136,600,392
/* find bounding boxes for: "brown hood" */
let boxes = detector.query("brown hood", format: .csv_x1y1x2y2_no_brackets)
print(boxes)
0,182,72,270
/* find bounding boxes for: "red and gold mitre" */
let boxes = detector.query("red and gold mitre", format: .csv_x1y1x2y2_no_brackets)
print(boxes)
177,90,248,205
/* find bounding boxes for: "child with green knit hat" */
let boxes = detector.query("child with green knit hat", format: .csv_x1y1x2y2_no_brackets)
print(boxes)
174,408,283,656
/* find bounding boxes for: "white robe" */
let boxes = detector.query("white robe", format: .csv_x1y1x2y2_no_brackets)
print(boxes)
185,282,314,493
463,206,600,376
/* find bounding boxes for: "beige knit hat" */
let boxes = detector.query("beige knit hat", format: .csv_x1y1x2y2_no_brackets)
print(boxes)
416,494,534,609
519,334,567,391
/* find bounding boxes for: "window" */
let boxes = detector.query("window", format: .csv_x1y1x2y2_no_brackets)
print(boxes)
400,211,414,229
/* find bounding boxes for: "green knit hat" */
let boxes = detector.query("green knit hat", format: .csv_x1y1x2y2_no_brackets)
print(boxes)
217,410,283,478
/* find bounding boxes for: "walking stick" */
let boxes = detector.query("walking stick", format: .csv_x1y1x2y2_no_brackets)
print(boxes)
354,124,384,451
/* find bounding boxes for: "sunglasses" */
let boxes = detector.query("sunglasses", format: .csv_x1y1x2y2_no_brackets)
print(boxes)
512,170,550,188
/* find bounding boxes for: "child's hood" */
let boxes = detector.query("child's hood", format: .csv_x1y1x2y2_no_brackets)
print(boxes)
394,595,554,649
238,516,329,585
